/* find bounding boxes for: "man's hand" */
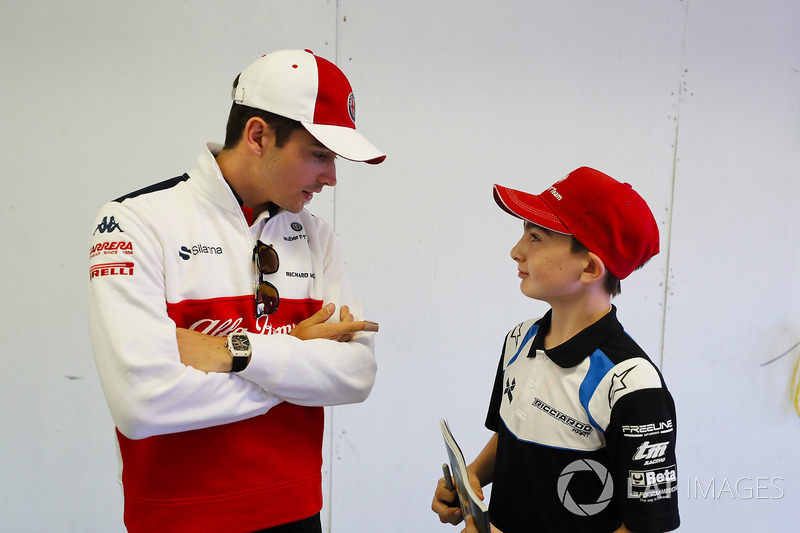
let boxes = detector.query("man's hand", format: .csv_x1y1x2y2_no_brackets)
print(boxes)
290,303,378,342
175,303,378,374
431,471,483,526
176,327,231,373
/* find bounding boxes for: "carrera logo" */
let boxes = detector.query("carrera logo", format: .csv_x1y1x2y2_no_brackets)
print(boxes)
90,262,134,280
90,241,133,258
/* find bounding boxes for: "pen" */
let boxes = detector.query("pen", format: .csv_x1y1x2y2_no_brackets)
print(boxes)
442,463,455,491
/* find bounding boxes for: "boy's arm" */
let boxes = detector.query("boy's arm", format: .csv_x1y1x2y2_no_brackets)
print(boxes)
468,432,498,487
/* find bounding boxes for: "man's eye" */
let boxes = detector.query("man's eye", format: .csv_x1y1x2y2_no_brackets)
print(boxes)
314,152,336,162
530,233,541,242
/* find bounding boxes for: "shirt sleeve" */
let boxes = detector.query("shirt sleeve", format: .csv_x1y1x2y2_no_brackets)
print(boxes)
485,338,509,432
606,385,681,532
88,202,280,441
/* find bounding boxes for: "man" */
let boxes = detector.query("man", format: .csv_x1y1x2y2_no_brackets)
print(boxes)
88,49,384,532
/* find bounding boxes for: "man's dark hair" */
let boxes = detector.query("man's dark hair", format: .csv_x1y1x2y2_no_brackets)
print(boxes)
223,75,304,150
571,237,622,297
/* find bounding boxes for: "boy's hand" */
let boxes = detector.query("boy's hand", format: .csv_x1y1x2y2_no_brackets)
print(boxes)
462,515,503,533
431,471,484,526
432,475,463,525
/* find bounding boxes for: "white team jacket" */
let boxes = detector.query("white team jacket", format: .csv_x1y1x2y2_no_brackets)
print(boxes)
88,143,377,441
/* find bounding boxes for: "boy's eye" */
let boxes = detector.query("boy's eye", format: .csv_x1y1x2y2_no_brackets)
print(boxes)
530,233,541,242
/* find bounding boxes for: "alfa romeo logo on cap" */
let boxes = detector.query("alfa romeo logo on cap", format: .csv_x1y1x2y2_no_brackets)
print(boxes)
347,93,356,123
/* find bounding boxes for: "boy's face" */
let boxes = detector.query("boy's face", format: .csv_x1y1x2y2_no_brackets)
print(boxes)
510,222,589,304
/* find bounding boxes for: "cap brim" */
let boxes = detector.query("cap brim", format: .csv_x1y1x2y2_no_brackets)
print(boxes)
493,184,570,234
303,123,386,164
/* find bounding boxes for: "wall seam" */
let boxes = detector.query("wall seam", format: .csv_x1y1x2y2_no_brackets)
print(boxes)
659,0,691,370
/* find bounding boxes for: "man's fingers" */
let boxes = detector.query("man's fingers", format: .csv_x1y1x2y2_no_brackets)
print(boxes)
338,320,379,334
305,303,336,325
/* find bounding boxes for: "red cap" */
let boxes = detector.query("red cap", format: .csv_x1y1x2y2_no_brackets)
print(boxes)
493,167,659,279
232,50,385,164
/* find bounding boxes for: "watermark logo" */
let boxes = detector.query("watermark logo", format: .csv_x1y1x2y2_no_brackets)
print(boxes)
687,477,784,500
557,459,614,516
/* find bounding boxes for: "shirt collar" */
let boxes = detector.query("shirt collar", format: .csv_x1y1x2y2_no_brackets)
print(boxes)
529,305,623,368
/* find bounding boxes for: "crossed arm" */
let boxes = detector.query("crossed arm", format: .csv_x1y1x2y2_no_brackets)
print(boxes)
176,303,377,373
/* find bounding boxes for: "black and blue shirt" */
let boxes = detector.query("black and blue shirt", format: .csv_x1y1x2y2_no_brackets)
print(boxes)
486,306,680,532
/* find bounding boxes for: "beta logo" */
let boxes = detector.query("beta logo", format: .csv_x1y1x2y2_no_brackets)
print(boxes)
629,466,677,487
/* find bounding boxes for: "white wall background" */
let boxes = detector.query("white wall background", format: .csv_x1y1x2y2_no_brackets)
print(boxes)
1,0,798,531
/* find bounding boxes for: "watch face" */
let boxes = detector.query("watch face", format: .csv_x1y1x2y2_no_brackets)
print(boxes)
230,334,250,351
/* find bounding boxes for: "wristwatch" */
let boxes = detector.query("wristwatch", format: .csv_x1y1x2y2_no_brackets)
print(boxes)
226,331,252,372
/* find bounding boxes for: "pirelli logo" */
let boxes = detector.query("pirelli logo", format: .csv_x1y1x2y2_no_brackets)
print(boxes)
533,398,593,437
90,262,134,280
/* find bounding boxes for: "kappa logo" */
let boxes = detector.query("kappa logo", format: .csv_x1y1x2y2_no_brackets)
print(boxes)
90,261,134,280
94,216,124,235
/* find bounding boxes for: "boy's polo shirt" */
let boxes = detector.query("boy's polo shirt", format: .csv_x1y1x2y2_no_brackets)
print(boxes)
485,307,680,533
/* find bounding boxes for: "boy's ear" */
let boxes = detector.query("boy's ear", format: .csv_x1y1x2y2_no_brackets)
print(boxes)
581,252,607,284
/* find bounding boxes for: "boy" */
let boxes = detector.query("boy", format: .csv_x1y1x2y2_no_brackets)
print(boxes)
432,167,679,532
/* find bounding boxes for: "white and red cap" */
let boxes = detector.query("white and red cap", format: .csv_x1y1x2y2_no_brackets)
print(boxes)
232,49,385,164
493,167,660,279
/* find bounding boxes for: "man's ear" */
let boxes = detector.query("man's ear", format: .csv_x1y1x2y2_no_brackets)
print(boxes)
581,252,607,284
242,117,274,156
